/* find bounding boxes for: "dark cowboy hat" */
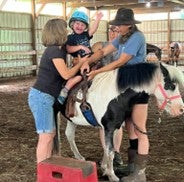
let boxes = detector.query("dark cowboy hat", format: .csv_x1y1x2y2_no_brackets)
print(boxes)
109,8,141,25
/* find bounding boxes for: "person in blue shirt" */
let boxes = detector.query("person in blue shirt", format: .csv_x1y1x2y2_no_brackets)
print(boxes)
92,25,125,172
82,8,148,182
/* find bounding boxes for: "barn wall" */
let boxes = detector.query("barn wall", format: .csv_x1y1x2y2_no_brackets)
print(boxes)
138,19,184,63
0,11,33,78
0,11,183,79
90,20,108,45
35,15,59,65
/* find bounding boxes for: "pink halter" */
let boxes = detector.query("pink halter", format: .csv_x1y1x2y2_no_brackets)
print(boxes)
155,83,181,110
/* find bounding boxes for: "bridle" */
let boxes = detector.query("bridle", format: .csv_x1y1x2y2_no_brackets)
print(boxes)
155,83,181,110
156,63,181,109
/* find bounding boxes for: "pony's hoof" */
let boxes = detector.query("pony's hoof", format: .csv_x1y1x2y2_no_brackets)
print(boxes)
108,175,119,182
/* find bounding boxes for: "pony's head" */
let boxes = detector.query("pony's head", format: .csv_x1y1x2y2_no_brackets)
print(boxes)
154,63,184,116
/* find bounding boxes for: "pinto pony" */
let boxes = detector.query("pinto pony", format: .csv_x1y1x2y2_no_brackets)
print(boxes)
169,42,182,66
146,43,162,61
54,62,184,182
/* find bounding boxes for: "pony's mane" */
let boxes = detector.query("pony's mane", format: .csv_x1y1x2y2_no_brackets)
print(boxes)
117,63,158,90
161,63,184,86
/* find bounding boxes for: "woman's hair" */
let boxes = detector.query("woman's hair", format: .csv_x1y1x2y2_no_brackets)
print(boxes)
119,25,140,44
42,18,67,47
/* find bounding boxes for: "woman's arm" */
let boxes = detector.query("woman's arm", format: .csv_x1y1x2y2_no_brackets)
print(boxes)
89,43,116,64
87,53,132,79
52,57,86,80
80,43,116,73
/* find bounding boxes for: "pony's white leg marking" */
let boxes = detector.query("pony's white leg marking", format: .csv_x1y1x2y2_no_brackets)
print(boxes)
101,149,108,172
102,149,119,182
65,121,85,160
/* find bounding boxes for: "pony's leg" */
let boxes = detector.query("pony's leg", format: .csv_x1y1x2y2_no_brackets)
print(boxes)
174,61,177,67
65,120,85,160
102,129,119,182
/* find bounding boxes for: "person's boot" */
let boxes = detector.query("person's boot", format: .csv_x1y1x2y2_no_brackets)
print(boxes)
113,152,130,177
127,148,137,174
121,154,148,182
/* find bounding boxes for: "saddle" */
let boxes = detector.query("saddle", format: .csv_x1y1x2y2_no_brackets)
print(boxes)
65,73,89,118
65,71,99,127
65,62,102,118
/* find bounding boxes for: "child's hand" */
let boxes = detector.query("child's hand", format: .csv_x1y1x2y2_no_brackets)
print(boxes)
80,45,91,54
96,11,103,20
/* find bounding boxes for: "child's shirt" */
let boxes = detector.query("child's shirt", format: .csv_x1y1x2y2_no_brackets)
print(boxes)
66,31,93,58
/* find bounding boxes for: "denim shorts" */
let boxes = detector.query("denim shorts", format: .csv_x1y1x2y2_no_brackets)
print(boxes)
28,87,55,134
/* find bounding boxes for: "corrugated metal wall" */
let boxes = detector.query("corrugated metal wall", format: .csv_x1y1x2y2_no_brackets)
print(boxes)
90,20,108,46
0,11,183,78
35,15,59,65
0,11,33,78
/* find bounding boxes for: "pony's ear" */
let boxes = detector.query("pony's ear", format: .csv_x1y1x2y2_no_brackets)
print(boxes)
160,63,169,78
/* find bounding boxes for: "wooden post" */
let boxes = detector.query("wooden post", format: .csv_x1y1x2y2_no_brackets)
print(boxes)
167,10,171,60
63,0,66,20
31,0,38,76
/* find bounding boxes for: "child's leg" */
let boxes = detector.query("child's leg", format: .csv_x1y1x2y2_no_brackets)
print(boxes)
58,75,82,104
65,75,82,90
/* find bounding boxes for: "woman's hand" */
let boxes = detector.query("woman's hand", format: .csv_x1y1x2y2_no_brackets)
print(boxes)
80,61,90,74
86,70,98,80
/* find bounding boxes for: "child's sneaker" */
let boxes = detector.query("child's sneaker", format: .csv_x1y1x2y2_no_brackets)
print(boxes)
57,96,66,104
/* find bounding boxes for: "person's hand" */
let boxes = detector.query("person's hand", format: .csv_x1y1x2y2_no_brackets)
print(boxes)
96,11,103,20
77,54,89,64
80,45,91,54
80,61,90,75
86,70,98,80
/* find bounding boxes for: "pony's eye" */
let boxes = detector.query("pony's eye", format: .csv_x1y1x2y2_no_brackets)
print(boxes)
164,84,169,90
170,84,176,90
164,83,175,90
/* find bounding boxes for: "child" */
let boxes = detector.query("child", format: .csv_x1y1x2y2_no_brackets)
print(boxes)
57,10,103,104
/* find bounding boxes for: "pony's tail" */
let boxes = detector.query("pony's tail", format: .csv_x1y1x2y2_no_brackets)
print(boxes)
52,100,62,155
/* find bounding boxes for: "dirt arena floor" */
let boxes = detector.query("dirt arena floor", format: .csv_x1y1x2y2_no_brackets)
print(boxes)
0,76,184,182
